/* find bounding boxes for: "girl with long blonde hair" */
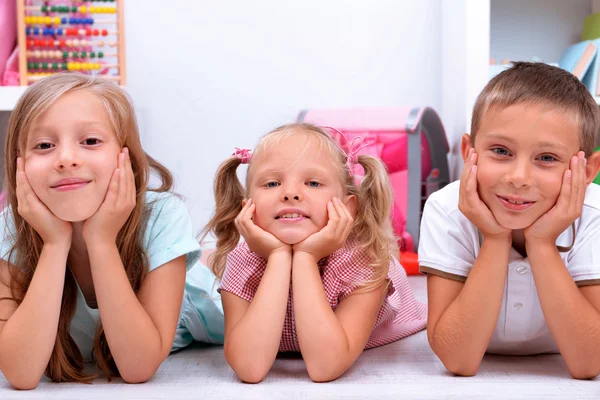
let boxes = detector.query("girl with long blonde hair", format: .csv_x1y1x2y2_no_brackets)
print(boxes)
201,123,426,383
0,73,223,389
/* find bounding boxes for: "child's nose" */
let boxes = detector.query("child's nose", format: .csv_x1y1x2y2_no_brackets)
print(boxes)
55,146,81,170
281,186,302,202
506,160,532,188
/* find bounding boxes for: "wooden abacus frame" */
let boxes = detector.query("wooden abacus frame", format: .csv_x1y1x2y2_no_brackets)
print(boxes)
15,0,126,86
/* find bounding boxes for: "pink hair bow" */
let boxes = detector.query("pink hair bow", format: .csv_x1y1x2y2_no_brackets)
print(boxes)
233,148,252,164
344,136,371,175
320,126,372,177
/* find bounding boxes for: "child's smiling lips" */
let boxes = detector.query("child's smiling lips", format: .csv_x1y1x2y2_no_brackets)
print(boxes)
496,195,535,211
50,177,92,191
275,208,309,220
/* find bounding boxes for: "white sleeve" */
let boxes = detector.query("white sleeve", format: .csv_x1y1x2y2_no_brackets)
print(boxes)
417,195,479,280
566,206,600,285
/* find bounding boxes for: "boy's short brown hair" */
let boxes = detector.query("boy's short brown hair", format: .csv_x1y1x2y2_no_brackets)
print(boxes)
470,61,600,155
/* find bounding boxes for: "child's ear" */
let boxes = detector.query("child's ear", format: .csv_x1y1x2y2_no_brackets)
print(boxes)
343,195,357,217
461,133,474,162
242,198,247,208
585,151,600,185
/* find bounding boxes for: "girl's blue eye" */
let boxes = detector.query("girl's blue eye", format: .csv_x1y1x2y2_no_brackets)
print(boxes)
35,142,53,150
492,147,510,156
539,154,557,163
265,181,280,188
307,181,321,187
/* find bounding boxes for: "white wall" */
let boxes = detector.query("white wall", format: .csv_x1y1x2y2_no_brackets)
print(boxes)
441,0,490,180
124,0,443,235
490,0,592,63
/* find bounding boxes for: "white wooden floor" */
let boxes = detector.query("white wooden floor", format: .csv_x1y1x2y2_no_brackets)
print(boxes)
1,276,599,399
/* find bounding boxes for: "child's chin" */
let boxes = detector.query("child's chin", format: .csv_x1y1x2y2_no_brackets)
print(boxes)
50,205,97,222
494,215,537,231
273,231,311,246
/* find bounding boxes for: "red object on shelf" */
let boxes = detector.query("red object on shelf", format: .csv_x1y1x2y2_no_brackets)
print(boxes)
399,252,419,275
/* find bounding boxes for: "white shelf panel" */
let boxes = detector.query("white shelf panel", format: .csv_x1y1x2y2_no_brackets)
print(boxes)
0,86,28,112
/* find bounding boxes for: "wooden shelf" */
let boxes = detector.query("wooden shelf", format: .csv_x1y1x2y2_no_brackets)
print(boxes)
0,86,28,112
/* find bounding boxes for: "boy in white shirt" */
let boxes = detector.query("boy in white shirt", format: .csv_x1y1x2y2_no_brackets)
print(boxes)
419,62,600,379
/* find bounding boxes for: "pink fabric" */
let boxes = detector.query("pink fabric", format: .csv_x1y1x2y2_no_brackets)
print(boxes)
233,148,252,164
0,0,17,84
2,46,19,86
219,241,427,352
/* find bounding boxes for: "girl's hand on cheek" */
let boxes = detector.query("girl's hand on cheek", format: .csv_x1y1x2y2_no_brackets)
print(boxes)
82,148,136,244
235,199,291,259
525,152,587,246
16,157,72,246
293,197,353,262
459,149,511,240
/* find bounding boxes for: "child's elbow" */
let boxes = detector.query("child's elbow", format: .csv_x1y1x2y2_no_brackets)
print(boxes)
568,364,600,380
428,332,480,376
444,361,480,377
305,360,345,383
120,366,158,384
307,369,341,383
5,373,42,390
224,349,269,383
435,347,480,376
237,368,268,384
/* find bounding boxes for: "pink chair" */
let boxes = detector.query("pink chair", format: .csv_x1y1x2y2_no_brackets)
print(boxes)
0,0,17,85
298,107,449,255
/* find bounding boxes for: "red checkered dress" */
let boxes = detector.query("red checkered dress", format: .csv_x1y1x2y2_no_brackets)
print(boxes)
219,241,427,352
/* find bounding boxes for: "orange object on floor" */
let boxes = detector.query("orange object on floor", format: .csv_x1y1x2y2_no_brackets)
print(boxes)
400,252,419,275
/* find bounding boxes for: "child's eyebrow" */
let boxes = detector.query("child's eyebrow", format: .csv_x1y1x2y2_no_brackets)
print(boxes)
31,120,110,131
254,165,332,178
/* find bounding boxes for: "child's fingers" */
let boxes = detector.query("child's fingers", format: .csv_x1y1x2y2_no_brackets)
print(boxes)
18,170,35,202
570,152,586,213
465,164,478,203
337,197,354,234
117,152,128,203
327,200,340,227
332,197,351,238
559,168,572,211
459,151,473,183
459,150,476,192
236,199,252,223
124,148,135,199
106,168,120,205
235,200,254,235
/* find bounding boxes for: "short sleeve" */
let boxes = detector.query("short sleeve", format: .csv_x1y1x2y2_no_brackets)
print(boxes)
218,242,266,302
417,192,479,281
322,244,394,302
566,204,600,286
144,193,201,272
0,207,17,264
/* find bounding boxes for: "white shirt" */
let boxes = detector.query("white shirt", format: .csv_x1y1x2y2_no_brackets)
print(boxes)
418,180,600,355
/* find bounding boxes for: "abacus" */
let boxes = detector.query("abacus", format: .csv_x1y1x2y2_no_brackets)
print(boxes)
16,0,125,86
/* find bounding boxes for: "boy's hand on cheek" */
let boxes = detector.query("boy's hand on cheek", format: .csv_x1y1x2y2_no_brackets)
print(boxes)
459,149,511,240
235,198,291,259
293,197,353,263
16,157,72,246
525,152,587,246
82,148,136,244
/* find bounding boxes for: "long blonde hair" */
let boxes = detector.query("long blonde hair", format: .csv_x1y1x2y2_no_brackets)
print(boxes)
3,73,173,382
201,123,398,291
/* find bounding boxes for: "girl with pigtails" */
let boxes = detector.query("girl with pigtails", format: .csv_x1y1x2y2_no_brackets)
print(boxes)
201,123,426,383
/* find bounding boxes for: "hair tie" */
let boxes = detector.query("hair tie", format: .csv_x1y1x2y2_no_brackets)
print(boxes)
233,148,252,164
320,126,372,177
